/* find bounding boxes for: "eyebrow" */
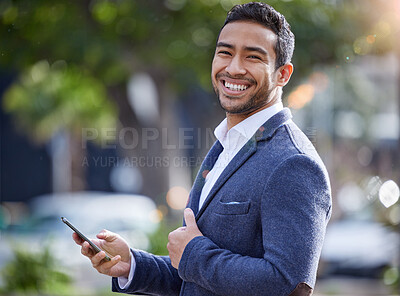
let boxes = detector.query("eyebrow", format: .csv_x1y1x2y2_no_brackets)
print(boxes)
245,46,268,56
216,42,268,57
216,42,234,49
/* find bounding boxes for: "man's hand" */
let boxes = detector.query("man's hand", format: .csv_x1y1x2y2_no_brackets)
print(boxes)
72,229,131,278
167,208,203,269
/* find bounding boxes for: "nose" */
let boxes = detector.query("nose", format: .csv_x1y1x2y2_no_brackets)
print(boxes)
225,56,246,76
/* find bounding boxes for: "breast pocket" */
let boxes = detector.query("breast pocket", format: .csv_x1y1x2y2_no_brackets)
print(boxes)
214,200,251,215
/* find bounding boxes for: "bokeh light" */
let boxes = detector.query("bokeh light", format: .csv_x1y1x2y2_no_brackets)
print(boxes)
366,34,376,44
164,0,187,11
2,5,18,24
364,175,382,201
353,36,373,55
192,27,214,47
337,182,367,213
287,84,315,109
166,186,189,210
357,146,373,167
335,111,364,139
375,20,392,38
388,205,400,225
383,267,399,286
149,208,163,223
308,71,329,93
91,0,118,25
379,180,400,208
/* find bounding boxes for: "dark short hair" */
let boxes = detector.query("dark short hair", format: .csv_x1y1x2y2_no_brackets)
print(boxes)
220,2,295,69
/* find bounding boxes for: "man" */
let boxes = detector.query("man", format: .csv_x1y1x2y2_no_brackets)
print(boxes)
73,2,332,295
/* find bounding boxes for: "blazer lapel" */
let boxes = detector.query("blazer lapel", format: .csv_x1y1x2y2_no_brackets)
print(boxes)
188,141,223,215
195,108,293,220
196,138,257,219
255,107,293,142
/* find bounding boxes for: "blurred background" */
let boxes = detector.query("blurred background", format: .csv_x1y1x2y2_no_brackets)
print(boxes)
0,0,399,295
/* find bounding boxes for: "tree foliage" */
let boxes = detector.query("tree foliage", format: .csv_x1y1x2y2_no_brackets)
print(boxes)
0,0,393,140
3,60,116,143
1,246,73,295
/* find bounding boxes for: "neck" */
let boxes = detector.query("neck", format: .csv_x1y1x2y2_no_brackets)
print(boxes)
226,106,266,130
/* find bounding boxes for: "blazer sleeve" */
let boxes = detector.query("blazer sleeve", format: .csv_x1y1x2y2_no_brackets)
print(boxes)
177,154,332,296
111,249,182,295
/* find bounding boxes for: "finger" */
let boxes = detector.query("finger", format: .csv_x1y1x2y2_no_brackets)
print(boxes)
167,242,171,252
96,229,116,242
183,208,197,228
81,241,94,258
89,238,101,249
168,231,174,242
72,232,84,245
97,255,121,274
91,251,107,267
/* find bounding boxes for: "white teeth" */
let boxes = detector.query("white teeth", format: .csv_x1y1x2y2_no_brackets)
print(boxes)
224,81,248,91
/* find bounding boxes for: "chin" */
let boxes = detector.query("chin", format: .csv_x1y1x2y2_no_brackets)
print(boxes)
220,102,252,114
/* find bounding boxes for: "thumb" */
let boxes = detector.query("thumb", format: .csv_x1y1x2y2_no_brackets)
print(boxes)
96,229,116,242
184,208,197,229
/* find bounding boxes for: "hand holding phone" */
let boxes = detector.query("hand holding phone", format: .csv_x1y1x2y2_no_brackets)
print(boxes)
61,216,111,261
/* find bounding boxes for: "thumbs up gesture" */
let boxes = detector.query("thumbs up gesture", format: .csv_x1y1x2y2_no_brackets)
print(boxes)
167,208,203,269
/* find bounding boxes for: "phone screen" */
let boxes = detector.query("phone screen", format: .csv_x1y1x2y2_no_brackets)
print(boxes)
61,217,111,261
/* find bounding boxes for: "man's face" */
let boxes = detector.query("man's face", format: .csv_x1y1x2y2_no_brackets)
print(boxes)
211,21,280,115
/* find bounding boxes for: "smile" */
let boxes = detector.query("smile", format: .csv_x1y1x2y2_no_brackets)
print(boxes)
219,78,252,96
224,81,248,91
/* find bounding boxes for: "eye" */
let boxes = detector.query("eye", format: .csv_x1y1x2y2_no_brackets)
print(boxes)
218,50,232,56
248,55,262,60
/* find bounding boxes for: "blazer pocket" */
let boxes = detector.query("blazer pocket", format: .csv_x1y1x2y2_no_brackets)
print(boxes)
214,200,251,215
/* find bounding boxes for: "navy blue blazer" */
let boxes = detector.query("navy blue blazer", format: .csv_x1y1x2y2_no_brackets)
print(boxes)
112,108,332,296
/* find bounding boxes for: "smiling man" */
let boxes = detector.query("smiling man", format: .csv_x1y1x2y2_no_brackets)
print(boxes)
73,2,332,296
212,21,292,127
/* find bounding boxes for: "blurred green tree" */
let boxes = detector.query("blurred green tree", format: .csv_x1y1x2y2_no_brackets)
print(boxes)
1,247,74,296
3,60,116,190
0,0,371,89
3,60,115,143
0,0,394,193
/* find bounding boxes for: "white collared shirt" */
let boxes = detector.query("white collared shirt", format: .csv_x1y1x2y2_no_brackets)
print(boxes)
198,102,283,209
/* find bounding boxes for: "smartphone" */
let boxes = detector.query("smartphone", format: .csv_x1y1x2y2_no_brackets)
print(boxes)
61,216,111,261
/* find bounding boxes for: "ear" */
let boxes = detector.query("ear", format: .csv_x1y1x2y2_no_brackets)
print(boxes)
276,63,293,87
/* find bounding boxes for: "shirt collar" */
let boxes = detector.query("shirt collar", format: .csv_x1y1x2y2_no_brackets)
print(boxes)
214,102,283,147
